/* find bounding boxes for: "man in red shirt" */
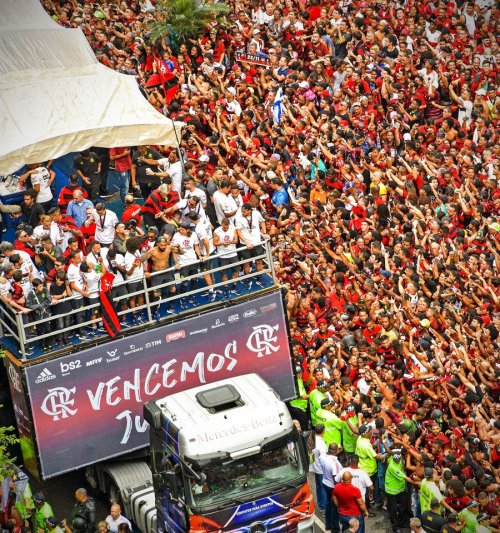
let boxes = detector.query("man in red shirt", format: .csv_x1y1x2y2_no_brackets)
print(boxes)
108,147,132,205
332,471,369,533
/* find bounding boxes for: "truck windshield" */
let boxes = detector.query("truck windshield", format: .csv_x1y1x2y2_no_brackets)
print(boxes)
185,432,305,508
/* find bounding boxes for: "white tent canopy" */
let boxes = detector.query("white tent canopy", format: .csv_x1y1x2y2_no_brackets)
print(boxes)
0,0,182,175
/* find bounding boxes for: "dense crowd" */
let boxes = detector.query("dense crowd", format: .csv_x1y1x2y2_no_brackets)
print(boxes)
0,0,499,531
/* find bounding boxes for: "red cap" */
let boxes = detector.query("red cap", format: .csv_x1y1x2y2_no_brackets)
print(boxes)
252,138,261,147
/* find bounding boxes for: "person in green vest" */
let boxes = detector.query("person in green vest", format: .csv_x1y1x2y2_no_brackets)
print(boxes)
385,449,418,533
341,405,360,458
46,516,65,533
475,512,493,533
316,398,343,446
458,500,480,533
12,470,34,522
32,492,54,533
420,467,454,516
355,425,378,478
288,366,310,431
308,381,327,428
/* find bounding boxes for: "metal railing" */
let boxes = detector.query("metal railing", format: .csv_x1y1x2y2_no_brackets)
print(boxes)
0,240,277,361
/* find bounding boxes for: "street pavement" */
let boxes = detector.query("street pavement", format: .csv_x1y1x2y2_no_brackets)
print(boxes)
308,473,394,533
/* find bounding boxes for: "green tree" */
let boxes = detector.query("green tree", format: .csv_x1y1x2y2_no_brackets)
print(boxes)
0,349,19,478
148,0,229,45
0,423,19,478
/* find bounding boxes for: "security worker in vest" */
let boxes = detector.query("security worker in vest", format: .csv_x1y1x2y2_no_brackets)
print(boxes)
32,492,54,533
62,488,96,533
288,366,310,430
46,516,64,533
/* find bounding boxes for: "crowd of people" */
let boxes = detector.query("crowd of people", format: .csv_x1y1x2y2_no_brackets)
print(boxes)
0,482,132,533
0,0,498,531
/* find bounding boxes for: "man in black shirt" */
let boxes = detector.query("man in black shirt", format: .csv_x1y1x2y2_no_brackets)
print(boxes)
20,188,45,227
420,499,447,533
74,149,101,201
131,145,163,198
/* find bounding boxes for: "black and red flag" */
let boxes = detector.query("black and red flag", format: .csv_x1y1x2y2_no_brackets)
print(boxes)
100,272,121,337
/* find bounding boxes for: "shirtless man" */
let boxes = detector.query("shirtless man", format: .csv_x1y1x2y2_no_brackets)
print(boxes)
141,236,182,319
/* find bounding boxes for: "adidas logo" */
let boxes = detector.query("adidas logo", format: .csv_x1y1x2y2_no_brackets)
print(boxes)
35,368,56,384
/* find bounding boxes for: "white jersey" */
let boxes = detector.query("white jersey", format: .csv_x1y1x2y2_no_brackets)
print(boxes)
92,209,118,244
214,226,238,258
335,467,373,498
67,263,84,299
226,194,243,223
194,218,215,255
31,167,53,203
106,254,125,286
171,231,199,266
124,251,144,282
32,221,61,246
235,209,264,246
82,269,100,298
213,190,233,224
184,187,207,207
176,199,207,222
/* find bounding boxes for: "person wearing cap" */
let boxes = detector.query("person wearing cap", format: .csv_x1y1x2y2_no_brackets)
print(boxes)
288,366,310,431
317,398,343,447
440,513,466,533
475,513,492,533
33,492,54,533
308,380,327,428
385,449,416,533
46,516,64,533
457,500,480,533
420,467,451,515
320,443,342,533
421,498,447,533
355,424,380,515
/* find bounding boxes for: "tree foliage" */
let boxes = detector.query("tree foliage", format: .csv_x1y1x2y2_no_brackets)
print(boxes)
0,423,18,479
148,0,229,44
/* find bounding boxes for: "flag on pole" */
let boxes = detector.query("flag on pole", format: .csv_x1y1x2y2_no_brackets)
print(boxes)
272,86,284,124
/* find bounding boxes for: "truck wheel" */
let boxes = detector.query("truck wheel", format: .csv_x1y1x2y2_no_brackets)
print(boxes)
107,478,123,508
85,466,98,490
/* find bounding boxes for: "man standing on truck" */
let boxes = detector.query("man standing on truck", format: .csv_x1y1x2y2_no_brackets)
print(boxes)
140,236,182,319
62,488,96,533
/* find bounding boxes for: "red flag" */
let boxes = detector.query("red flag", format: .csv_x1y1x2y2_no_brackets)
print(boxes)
100,272,121,337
